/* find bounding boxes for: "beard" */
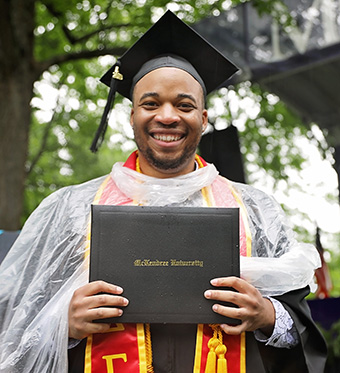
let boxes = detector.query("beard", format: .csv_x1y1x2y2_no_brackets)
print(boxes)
133,125,202,173
143,144,196,171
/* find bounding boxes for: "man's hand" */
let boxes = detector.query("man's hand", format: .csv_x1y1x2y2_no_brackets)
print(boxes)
68,280,129,340
204,276,275,337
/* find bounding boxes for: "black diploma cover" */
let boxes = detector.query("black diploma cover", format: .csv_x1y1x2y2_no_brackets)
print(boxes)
90,205,240,324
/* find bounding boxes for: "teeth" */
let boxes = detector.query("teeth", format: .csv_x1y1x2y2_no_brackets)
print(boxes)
153,134,182,142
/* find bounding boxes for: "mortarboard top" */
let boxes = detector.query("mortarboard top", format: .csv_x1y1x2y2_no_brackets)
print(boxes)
100,10,238,98
91,10,238,152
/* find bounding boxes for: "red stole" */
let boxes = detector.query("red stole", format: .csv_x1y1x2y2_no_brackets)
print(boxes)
85,323,150,372
84,152,250,373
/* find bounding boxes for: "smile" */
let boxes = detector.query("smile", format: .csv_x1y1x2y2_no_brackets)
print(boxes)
152,134,183,142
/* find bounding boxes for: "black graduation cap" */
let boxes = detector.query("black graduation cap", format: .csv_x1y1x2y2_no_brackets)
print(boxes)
90,10,238,152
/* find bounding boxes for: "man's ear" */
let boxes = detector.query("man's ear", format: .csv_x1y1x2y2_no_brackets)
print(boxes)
130,109,134,127
202,109,208,132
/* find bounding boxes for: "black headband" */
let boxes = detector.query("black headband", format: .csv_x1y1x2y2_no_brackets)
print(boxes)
130,54,207,98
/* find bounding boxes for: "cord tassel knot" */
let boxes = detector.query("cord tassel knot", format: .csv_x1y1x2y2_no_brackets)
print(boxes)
204,325,228,373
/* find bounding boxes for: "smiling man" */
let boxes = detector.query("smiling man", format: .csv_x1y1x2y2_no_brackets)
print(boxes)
0,10,327,373
131,64,208,177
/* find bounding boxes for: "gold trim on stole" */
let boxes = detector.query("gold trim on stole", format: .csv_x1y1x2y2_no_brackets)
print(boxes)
193,324,204,373
222,179,252,372
84,175,113,372
84,175,111,261
84,334,93,372
222,179,252,258
137,323,148,373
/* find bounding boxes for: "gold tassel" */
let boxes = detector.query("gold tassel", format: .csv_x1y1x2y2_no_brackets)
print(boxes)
205,325,228,373
216,344,228,373
204,337,220,373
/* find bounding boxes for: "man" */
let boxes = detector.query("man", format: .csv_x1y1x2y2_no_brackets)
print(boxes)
0,11,326,373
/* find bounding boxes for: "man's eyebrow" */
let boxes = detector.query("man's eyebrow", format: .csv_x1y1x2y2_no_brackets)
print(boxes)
139,92,159,102
138,92,198,105
177,93,197,105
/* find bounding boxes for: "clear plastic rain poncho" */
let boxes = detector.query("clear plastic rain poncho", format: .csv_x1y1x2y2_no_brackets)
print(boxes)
0,161,321,372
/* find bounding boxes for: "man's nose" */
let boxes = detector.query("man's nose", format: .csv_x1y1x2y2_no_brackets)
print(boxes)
154,103,180,125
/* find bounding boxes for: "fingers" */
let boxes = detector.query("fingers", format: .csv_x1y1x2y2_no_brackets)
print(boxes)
74,280,124,297
204,289,247,334
204,288,248,309
219,322,245,335
204,277,252,307
68,281,129,340
210,276,254,294
82,292,129,320
204,277,275,335
70,281,129,321
79,290,128,313
217,298,275,336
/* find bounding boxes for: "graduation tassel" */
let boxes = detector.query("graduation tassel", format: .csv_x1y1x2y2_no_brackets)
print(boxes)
90,60,123,152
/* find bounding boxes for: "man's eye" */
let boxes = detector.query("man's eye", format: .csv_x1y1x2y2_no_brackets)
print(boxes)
142,101,158,107
178,102,195,110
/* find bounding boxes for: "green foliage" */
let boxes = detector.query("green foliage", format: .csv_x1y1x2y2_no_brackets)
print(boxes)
25,58,132,223
33,0,253,63
206,81,340,253
243,84,309,183
207,81,310,185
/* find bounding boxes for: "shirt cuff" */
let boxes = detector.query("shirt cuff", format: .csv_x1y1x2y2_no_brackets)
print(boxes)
254,297,300,348
68,338,82,349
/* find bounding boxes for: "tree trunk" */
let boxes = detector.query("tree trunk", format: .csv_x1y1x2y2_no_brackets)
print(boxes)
0,0,36,230
334,145,340,207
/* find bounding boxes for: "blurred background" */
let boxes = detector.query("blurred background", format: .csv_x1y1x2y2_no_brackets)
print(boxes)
1,0,339,370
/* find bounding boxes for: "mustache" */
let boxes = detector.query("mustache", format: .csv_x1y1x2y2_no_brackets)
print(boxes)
131,123,185,133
